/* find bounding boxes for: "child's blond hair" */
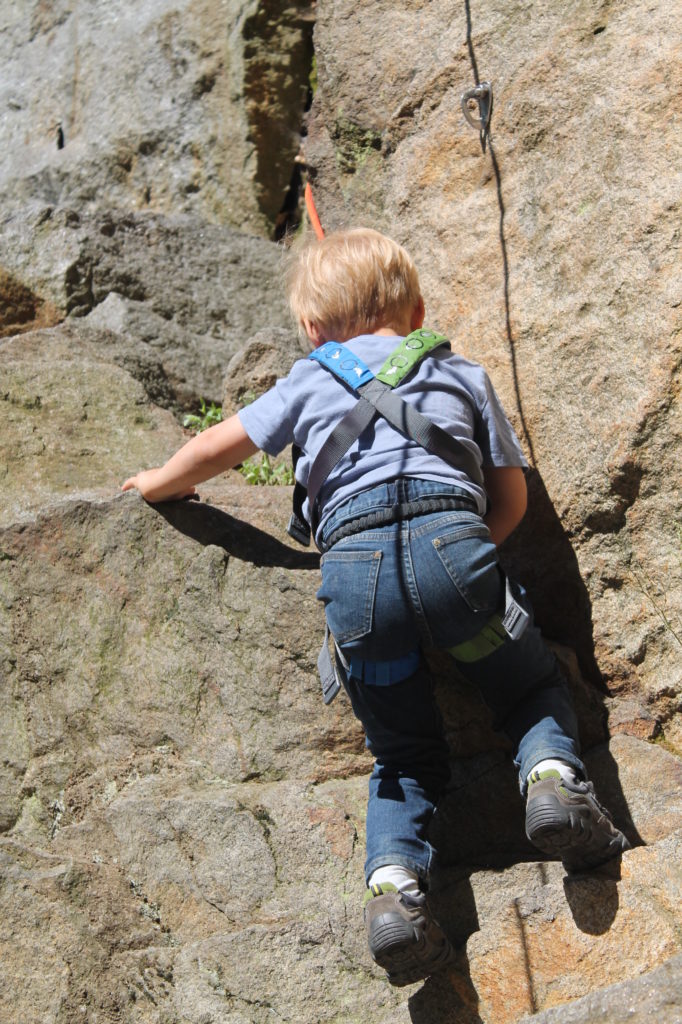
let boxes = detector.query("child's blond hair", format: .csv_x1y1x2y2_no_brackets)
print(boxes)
285,227,422,342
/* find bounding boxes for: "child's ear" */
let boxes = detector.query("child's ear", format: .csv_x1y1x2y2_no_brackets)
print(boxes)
303,318,324,348
411,296,426,331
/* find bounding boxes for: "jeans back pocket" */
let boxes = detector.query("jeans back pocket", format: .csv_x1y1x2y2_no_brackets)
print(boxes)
317,550,382,645
431,523,501,614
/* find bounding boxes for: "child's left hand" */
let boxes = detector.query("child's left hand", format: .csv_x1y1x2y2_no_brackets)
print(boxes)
121,414,258,504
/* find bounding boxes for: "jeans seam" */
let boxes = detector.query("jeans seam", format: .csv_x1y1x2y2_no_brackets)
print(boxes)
326,528,399,545
402,519,433,647
410,511,486,539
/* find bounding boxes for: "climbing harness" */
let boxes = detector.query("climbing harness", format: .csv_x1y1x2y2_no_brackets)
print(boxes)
317,627,423,705
318,578,530,705
287,328,484,548
460,80,493,151
321,491,478,552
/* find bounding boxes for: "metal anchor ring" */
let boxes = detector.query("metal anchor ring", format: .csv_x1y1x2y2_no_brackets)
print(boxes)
461,81,493,132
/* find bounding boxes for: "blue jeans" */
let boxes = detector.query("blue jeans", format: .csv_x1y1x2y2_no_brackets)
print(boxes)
317,478,584,884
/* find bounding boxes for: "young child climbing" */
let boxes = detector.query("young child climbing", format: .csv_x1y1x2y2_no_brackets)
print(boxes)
122,227,629,987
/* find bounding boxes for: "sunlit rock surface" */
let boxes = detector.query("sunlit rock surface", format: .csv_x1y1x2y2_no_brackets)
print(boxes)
0,1,680,1021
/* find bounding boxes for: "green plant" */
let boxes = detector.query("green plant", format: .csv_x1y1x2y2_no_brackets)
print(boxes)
308,54,318,96
182,399,222,433
237,453,294,486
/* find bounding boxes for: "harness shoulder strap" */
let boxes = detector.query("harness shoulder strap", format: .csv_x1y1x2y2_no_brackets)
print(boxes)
360,379,483,487
288,444,311,546
288,329,482,546
308,342,374,391
308,329,449,391
375,329,449,386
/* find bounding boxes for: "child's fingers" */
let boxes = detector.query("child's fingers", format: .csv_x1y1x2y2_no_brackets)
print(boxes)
120,477,197,502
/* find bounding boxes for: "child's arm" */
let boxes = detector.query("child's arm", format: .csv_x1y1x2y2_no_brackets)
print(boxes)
121,413,259,502
482,466,527,546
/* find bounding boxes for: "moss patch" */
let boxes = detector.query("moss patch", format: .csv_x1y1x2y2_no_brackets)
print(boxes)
332,118,383,174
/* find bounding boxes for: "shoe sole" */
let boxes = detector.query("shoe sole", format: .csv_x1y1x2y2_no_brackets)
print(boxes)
369,915,455,986
527,794,630,870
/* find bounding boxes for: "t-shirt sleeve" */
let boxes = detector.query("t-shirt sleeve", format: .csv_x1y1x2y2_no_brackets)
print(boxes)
237,376,296,456
474,371,529,468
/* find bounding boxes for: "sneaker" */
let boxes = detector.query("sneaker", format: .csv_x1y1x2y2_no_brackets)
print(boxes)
363,883,455,986
526,769,631,872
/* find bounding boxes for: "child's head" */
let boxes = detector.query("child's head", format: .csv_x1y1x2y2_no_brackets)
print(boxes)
286,227,423,343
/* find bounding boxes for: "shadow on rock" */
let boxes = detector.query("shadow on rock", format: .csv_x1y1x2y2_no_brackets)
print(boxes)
563,866,622,935
501,470,603,686
584,744,645,851
153,498,320,570
408,948,484,1024
430,750,531,868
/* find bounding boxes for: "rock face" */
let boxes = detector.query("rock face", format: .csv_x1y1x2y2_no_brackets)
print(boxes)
518,954,682,1024
1,208,293,404
0,0,314,235
0,2,680,1023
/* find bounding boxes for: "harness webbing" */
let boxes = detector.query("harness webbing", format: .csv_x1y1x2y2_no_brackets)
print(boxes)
288,329,484,547
448,614,507,661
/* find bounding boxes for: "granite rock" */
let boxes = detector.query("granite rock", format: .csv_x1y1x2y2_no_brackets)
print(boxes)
1,1,680,1021
0,0,314,236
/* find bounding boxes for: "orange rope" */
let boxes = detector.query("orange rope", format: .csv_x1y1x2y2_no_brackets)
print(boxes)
305,181,325,239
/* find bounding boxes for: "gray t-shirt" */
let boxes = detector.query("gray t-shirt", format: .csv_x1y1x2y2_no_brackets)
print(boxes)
238,333,527,537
